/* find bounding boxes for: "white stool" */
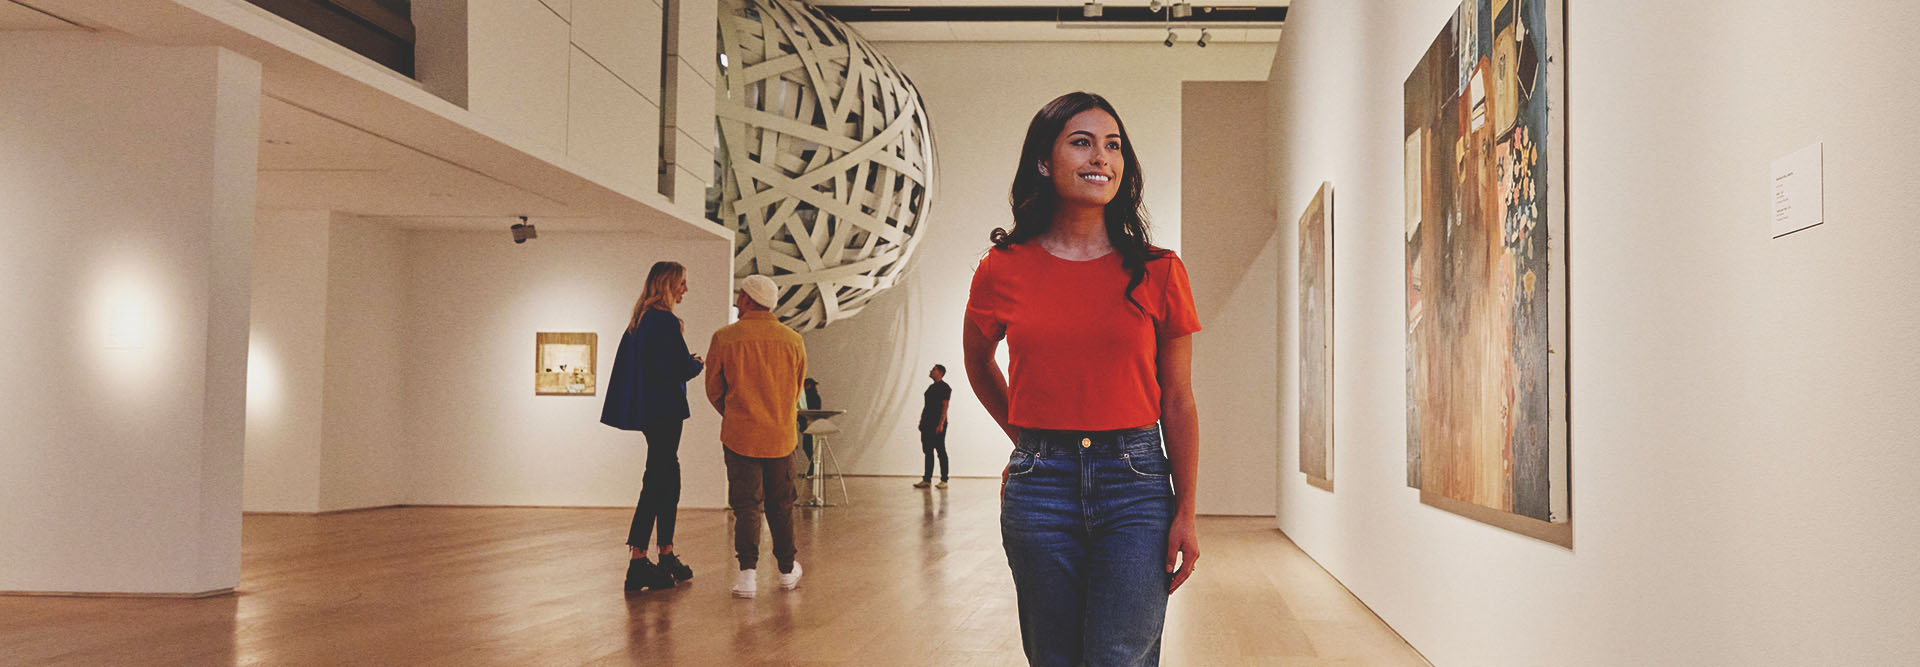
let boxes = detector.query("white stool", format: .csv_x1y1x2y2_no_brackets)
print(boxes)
797,418,849,508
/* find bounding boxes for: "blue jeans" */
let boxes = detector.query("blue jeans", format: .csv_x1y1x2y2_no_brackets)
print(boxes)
1001,425,1175,667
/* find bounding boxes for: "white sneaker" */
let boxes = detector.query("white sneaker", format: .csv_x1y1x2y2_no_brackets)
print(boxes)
731,569,757,598
780,562,803,590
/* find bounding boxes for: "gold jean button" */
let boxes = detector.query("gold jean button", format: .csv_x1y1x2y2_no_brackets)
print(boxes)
1081,438,1092,448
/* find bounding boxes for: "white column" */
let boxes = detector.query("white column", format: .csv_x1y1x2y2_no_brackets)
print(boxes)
0,34,260,595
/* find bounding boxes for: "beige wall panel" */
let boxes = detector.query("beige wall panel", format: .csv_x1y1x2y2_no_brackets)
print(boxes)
673,128,714,185
673,165,709,218
674,0,718,76
671,59,715,133
571,0,664,105
469,0,571,151
411,0,468,106
567,48,660,188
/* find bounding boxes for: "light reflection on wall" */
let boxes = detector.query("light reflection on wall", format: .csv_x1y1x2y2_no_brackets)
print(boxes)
88,252,174,402
106,298,148,349
245,334,281,424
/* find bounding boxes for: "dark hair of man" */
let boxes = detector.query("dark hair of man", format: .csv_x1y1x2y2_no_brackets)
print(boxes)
992,91,1168,313
933,364,946,374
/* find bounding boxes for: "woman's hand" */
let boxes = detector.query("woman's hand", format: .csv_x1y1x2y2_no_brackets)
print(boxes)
691,353,704,365
1165,513,1199,593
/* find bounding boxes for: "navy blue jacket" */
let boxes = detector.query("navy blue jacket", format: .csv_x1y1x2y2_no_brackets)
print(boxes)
600,309,703,430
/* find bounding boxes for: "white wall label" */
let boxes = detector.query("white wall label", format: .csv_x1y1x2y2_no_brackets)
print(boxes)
1771,142,1824,238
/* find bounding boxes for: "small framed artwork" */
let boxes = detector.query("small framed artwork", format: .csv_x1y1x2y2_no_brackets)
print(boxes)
535,332,597,396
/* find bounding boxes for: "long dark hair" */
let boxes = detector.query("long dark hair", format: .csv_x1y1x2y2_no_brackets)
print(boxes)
993,91,1168,312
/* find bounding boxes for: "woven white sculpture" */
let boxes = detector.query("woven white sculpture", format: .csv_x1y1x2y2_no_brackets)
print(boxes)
716,0,935,331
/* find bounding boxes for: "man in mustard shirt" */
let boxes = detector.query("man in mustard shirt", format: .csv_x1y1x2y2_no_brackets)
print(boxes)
704,274,808,599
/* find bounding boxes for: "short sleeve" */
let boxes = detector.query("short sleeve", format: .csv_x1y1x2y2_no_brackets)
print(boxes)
964,253,1006,340
1157,254,1201,340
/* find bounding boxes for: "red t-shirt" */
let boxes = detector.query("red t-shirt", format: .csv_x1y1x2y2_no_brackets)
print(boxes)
965,243,1201,430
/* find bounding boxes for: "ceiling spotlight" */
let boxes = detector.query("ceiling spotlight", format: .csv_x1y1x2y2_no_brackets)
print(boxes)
1082,1,1102,18
1197,29,1211,47
511,216,537,244
1171,1,1193,19
1148,0,1164,12
1164,31,1176,48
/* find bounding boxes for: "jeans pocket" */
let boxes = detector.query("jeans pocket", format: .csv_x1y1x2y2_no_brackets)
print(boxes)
1006,451,1040,478
1122,452,1171,479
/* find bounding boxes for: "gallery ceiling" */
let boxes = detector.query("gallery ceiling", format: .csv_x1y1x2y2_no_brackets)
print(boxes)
806,0,1287,43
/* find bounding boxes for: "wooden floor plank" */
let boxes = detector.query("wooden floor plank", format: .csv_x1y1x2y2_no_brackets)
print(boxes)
0,477,1426,665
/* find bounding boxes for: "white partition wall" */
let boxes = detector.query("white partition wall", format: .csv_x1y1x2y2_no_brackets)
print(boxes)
400,231,735,510
1265,1,1920,664
244,210,330,513
0,35,260,595
1182,81,1283,516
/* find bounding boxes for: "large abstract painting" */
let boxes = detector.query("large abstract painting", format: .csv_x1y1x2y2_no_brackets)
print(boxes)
1404,0,1569,545
1299,182,1334,492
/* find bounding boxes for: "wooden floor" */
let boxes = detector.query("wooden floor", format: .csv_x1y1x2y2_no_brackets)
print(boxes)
0,477,1426,666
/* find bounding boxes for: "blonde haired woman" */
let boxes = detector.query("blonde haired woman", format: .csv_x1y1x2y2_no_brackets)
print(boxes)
602,261,704,591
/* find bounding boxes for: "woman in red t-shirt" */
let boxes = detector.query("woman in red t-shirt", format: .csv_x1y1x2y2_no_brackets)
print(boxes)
962,92,1201,667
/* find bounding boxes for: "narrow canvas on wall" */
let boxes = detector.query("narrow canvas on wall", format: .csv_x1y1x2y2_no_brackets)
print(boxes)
1403,0,1569,545
536,332,597,396
1299,182,1334,492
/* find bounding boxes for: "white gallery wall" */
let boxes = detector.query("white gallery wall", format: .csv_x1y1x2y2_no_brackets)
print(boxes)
401,231,735,510
795,41,1278,515
0,35,259,594
244,212,408,513
244,210,330,512
319,216,408,511
1182,81,1283,516
1267,1,1920,664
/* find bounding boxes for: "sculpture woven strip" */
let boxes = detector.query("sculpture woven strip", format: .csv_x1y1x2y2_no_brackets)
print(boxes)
716,0,935,331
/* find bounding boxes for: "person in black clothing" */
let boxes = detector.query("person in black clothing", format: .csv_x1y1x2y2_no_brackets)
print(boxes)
601,261,704,591
913,365,952,489
800,378,822,470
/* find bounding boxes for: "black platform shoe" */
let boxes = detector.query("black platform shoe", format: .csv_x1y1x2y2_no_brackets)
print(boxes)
625,557,676,591
657,553,694,582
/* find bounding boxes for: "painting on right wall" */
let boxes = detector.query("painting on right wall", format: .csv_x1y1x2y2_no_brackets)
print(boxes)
1299,181,1334,492
1403,0,1570,546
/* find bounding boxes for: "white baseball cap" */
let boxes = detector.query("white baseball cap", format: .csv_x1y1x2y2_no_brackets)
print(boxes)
740,274,779,308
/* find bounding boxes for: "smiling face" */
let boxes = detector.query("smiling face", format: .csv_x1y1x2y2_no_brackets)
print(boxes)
1043,109,1124,209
